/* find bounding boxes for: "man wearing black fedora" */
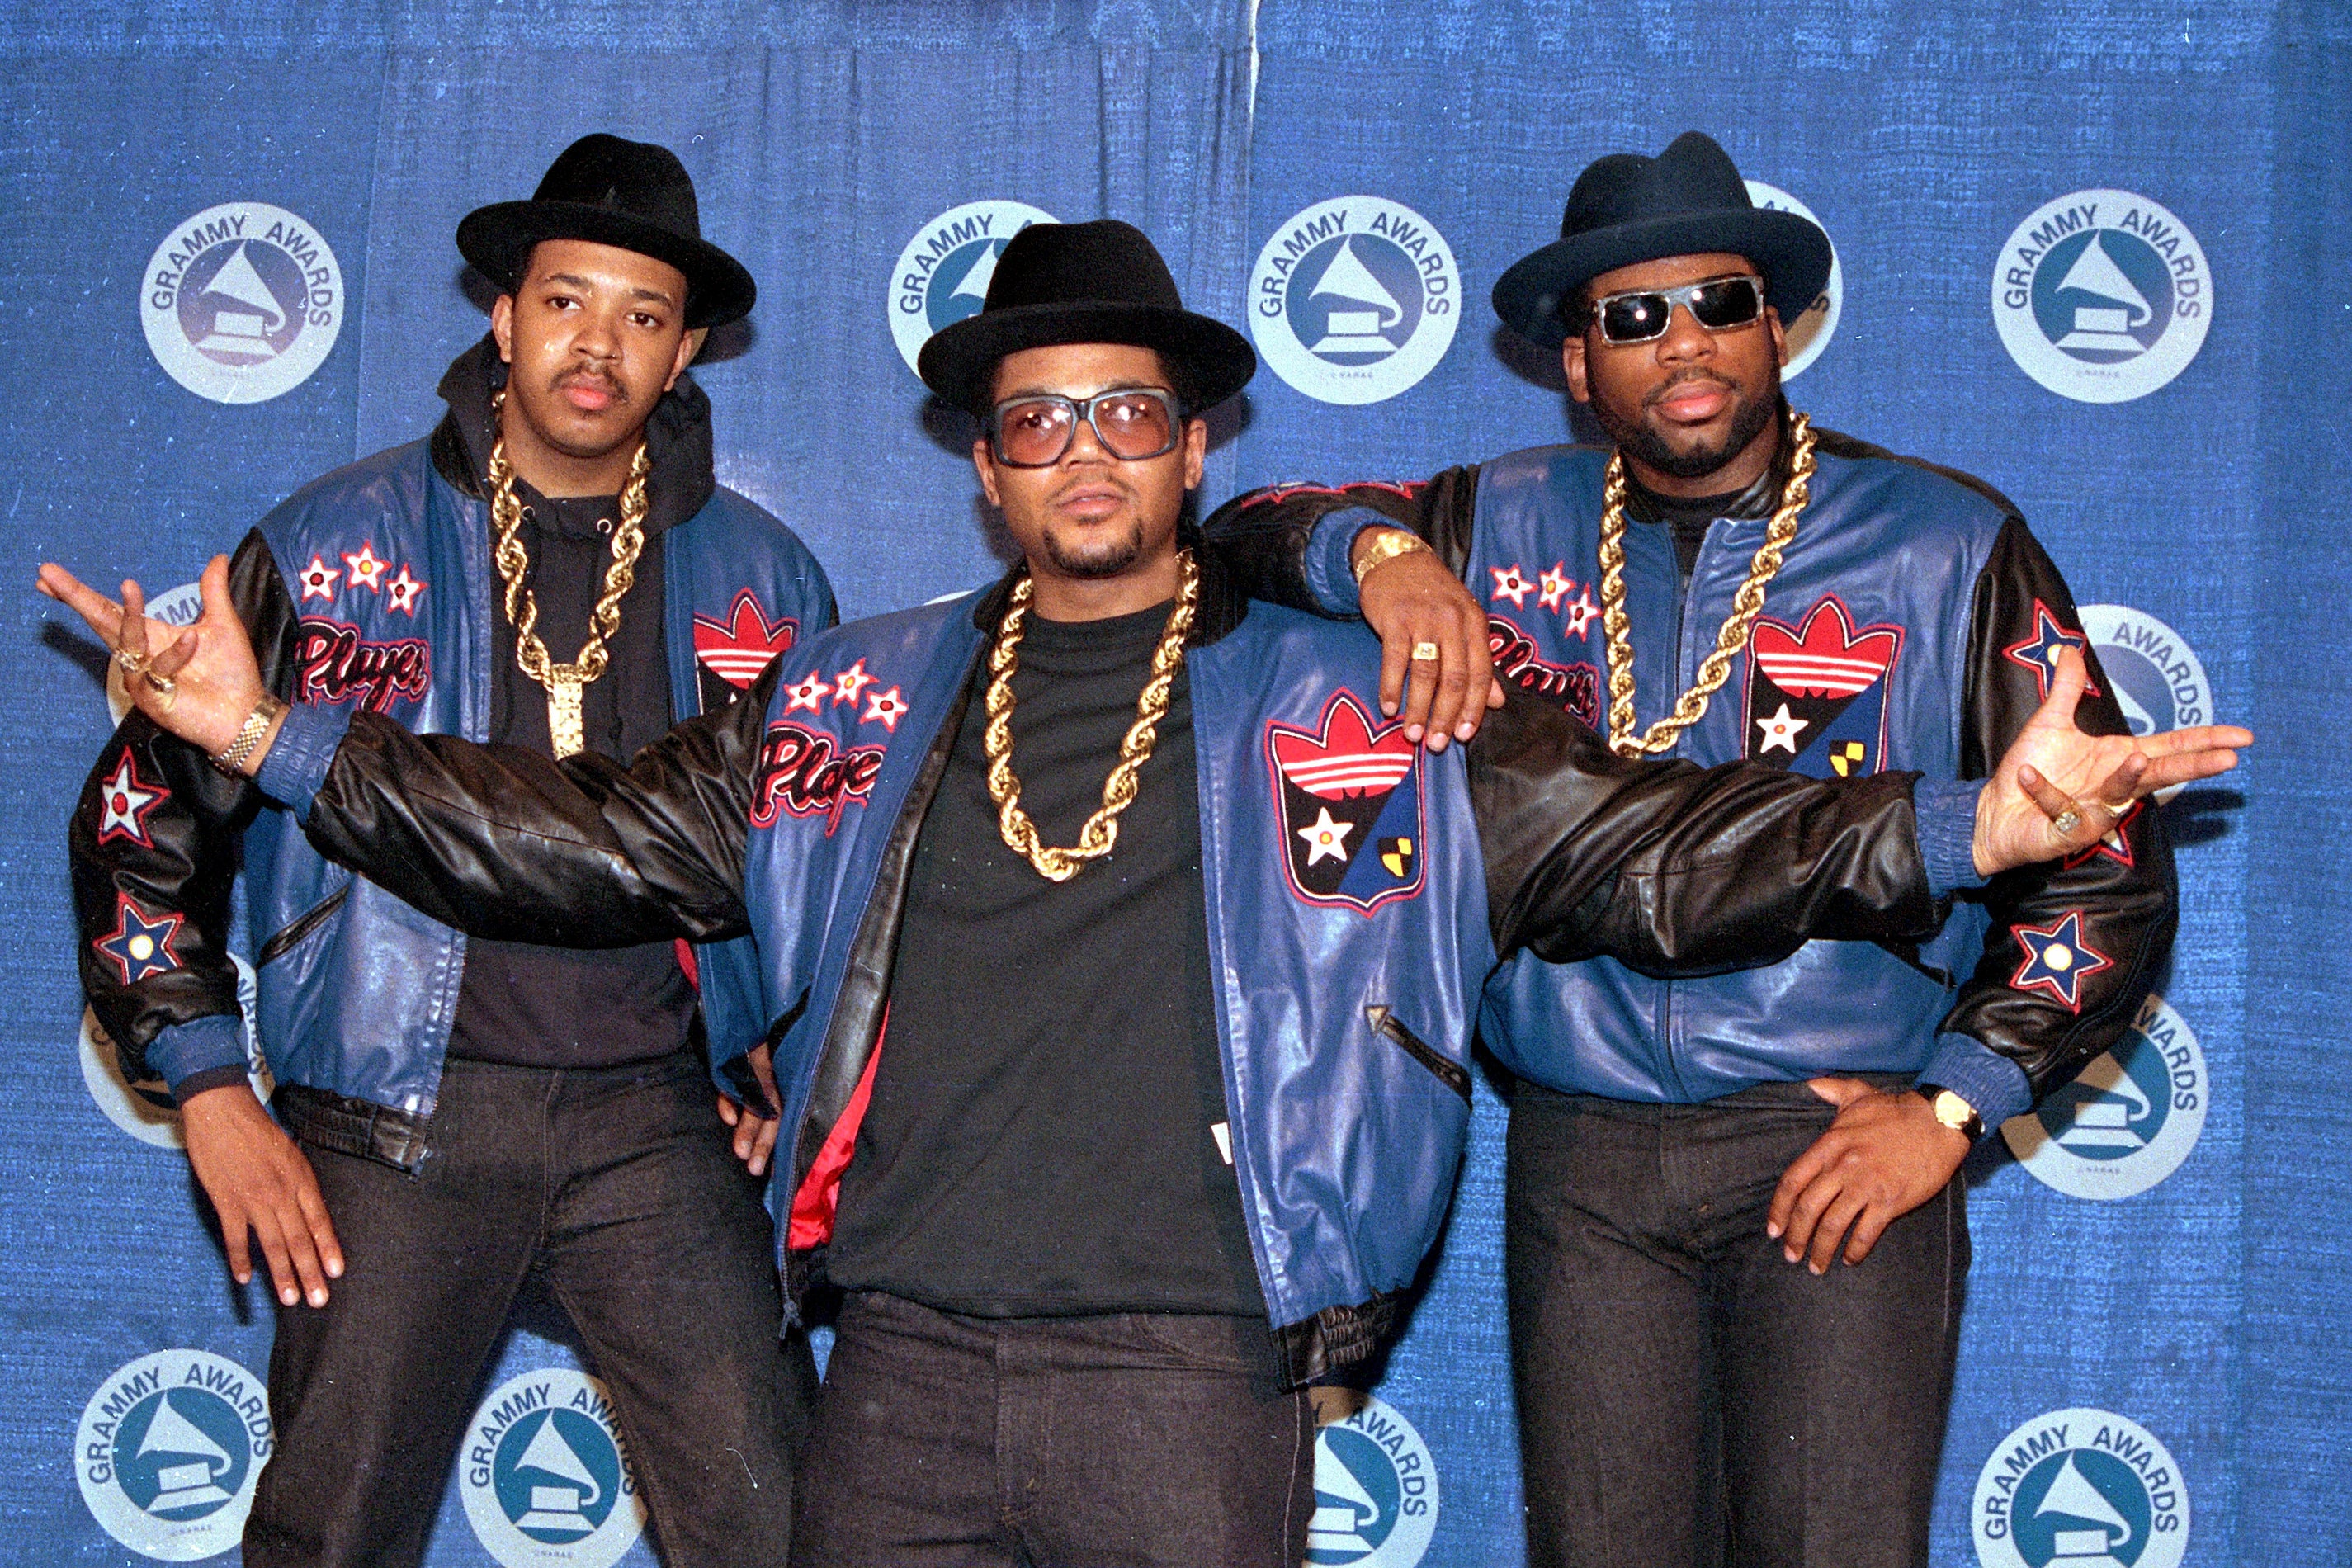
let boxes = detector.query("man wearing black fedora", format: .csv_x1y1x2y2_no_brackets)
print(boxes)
51,211,2236,1568
62,134,834,1565
1209,130,2184,1566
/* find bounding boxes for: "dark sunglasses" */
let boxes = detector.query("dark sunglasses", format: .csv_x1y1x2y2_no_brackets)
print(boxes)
1585,275,1766,346
988,387,1183,468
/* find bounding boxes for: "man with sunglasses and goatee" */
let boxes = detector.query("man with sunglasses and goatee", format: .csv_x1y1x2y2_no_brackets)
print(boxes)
1209,131,2181,1568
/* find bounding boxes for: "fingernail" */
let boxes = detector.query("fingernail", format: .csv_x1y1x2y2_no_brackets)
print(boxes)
327,1259,344,1278
1383,702,1399,716
308,1287,328,1307
1783,1248,1799,1263
1765,1222,1781,1239
280,1287,297,1306
1810,1263,1825,1277
1455,721,1475,739
1405,724,1424,742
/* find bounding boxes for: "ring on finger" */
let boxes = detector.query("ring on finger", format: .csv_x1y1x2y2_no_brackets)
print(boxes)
113,645,151,678
2050,804,2082,837
141,669,177,697
1410,641,1441,662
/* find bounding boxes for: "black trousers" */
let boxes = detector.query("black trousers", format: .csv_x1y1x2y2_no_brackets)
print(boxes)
791,1291,1315,1568
244,1051,817,1568
1505,1079,1968,1568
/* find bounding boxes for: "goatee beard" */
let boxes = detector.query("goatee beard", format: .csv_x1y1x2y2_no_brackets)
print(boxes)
1598,378,1780,483
1043,522,1145,580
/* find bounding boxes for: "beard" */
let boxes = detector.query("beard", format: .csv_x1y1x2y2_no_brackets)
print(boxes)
1594,370,1781,483
1041,518,1145,579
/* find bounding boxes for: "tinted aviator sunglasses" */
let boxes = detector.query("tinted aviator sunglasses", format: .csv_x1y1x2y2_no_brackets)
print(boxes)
1585,274,1767,346
988,387,1183,468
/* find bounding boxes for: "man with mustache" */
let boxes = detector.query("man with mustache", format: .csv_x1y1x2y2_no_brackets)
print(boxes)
50,218,2242,1568
64,135,834,1566
1209,132,2184,1566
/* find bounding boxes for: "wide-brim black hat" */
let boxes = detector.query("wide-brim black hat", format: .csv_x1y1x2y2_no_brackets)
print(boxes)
457,133,756,330
917,219,1255,415
1492,131,1832,349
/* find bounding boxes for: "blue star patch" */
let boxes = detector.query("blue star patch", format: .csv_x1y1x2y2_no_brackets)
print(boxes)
95,895,183,985
2002,601,2099,701
2009,910,2113,1012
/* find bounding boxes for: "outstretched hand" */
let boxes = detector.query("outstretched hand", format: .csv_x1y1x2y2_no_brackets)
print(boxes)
1974,645,2248,874
38,555,270,760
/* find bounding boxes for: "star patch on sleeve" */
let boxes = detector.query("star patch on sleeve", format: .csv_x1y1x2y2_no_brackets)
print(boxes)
342,542,390,593
2002,601,2099,701
1490,563,1533,607
2009,910,2114,1011
96,749,168,848
296,554,342,602
95,894,184,985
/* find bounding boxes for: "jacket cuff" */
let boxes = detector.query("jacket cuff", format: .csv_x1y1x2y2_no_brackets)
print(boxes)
148,1015,248,1098
255,701,356,824
1914,777,1986,899
1305,508,1400,617
1918,1036,2033,1133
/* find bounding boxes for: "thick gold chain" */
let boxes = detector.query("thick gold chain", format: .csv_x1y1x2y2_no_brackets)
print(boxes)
1598,412,1816,758
484,389,651,755
984,550,1199,882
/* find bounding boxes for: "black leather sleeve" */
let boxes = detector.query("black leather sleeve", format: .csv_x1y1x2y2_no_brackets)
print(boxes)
1202,468,1482,612
1470,684,1943,972
297,659,782,948
68,530,299,1080
1947,516,2178,1099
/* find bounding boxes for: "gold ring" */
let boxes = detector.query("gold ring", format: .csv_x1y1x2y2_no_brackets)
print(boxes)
113,645,151,677
142,669,177,697
1410,641,1441,662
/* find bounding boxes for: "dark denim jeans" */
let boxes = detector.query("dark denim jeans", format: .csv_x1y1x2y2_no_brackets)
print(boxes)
244,1051,816,1568
791,1291,1314,1568
1506,1078,1968,1568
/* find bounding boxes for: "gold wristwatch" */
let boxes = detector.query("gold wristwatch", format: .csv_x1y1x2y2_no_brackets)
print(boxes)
1915,1084,1985,1142
211,693,289,777
1351,527,1432,585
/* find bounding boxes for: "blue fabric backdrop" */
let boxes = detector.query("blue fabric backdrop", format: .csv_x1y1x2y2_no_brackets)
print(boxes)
3,2,2341,1563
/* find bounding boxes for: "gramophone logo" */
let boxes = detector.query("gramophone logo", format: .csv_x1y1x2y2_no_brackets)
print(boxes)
1744,181,1841,379
888,200,1059,375
2001,992,2207,1200
1991,190,2210,403
76,1348,272,1560
1250,196,1461,404
1973,1407,2189,1568
460,1368,645,1568
140,202,343,403
1306,1396,1439,1566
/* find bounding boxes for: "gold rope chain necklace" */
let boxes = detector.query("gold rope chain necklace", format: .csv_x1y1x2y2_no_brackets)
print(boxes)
485,389,653,759
1597,411,1818,758
984,550,1201,882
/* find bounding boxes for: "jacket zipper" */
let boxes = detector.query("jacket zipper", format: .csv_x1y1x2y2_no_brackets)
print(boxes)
256,882,351,967
1367,1005,1472,1103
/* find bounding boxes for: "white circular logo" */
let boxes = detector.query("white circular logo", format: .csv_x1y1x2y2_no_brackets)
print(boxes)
460,1368,646,1568
1250,196,1461,405
1973,1407,2189,1568
1306,1396,1439,1566
2078,604,2213,803
2001,993,2208,1200
83,952,272,1149
1745,181,1841,380
1991,191,2211,403
141,204,343,404
76,1348,272,1561
887,200,1060,377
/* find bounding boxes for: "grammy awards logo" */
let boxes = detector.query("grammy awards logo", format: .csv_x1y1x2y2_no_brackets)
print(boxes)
1743,180,1841,379
1306,1396,1439,1566
76,1348,272,1560
887,200,1059,375
1991,190,2210,403
1250,196,1461,404
140,203,343,404
2001,992,2208,1200
460,1368,645,1568
1974,1408,2189,1568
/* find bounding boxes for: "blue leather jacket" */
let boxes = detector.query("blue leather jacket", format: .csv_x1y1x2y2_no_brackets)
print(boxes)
255,557,1963,1380
1205,424,2177,1127
71,389,835,1148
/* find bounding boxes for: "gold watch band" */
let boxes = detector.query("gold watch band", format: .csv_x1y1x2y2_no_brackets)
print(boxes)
1351,527,1432,585
211,693,289,777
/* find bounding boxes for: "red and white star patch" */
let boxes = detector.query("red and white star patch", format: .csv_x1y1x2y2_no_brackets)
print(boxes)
296,555,342,602
96,749,168,848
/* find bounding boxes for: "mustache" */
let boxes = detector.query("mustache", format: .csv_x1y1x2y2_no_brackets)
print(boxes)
551,366,628,404
1644,368,1739,409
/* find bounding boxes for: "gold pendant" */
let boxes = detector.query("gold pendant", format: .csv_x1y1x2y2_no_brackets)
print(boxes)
545,663,586,759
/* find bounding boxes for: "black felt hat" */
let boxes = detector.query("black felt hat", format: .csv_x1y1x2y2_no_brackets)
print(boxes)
1491,131,1833,348
457,134,756,329
916,219,1256,415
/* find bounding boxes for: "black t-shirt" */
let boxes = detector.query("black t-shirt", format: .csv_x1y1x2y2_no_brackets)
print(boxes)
446,485,698,1070
823,600,1267,1320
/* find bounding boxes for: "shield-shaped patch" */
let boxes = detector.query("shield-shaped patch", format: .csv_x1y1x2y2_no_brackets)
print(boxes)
1265,690,1425,914
692,589,800,714
1743,595,1904,779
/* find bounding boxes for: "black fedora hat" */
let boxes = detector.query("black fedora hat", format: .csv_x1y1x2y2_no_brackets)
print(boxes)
457,133,756,329
917,219,1255,416
1491,131,1832,349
